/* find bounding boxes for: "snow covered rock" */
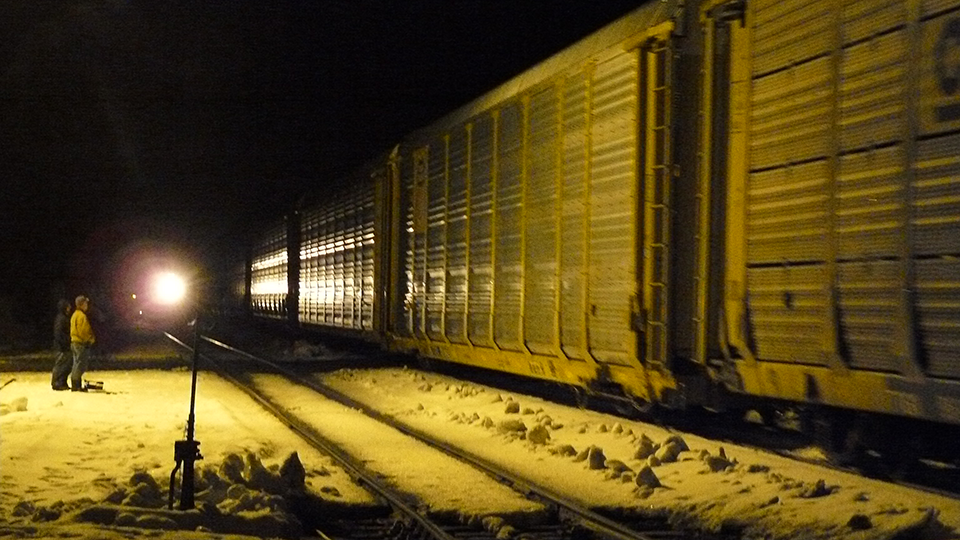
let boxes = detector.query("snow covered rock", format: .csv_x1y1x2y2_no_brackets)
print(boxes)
661,434,688,451
73,502,303,538
633,434,657,460
245,452,283,494
635,465,661,488
498,419,527,433
319,485,341,497
124,483,164,509
551,444,577,457
759,495,780,508
797,479,836,499
135,513,178,530
703,454,733,472
129,471,161,496
587,447,607,470
219,453,245,484
279,452,307,492
33,505,61,522
195,467,231,505
654,441,683,463
847,514,872,530
527,424,551,445
605,459,633,480
573,445,607,469
12,500,35,517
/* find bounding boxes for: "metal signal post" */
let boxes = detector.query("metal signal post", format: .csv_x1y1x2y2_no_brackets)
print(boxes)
168,317,203,510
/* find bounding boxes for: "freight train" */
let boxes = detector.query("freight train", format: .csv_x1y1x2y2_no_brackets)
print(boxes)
229,0,960,458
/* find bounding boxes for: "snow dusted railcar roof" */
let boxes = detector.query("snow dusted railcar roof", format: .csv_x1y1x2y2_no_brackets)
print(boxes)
402,0,678,142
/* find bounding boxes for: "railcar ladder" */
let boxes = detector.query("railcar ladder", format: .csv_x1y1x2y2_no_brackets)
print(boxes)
643,41,672,370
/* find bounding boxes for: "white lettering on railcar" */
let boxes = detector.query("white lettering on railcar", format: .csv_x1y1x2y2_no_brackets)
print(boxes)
935,18,960,119
923,15,960,131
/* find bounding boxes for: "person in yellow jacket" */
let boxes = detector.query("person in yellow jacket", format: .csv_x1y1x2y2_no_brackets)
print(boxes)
70,295,96,392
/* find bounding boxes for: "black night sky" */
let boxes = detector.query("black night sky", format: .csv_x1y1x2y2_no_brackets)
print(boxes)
0,1,641,346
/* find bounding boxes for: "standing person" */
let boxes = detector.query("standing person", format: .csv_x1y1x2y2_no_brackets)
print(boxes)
50,299,72,390
69,295,96,392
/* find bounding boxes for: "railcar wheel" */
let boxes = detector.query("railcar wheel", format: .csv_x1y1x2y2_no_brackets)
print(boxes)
572,387,589,409
754,405,782,428
805,409,865,466
416,355,435,372
622,397,654,418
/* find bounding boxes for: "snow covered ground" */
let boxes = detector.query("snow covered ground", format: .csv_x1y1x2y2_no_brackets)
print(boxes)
0,369,377,539
316,367,960,539
2,360,960,540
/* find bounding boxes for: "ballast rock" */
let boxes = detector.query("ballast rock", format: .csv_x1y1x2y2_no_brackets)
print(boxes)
527,424,550,445
635,465,661,488
634,434,657,460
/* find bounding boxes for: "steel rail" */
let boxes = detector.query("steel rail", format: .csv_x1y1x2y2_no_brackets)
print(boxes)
163,332,459,540
769,449,960,503
169,329,959,540
195,334,670,540
663,406,960,503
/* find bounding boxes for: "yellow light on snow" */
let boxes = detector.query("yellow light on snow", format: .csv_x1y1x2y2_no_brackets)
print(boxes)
154,272,187,305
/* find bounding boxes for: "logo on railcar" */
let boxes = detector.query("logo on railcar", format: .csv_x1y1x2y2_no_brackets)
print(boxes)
936,19,960,95
927,15,960,128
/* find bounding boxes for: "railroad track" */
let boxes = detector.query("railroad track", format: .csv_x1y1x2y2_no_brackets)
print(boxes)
772,445,960,503
414,343,960,504
163,331,727,540
658,408,960,504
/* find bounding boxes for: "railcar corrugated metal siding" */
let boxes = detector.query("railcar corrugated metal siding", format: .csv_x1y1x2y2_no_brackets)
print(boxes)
741,0,960,375
386,1,675,399
706,0,960,420
250,222,288,320
917,0,960,381
298,179,377,331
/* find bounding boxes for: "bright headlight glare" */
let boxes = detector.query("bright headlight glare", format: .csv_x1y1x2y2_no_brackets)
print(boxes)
154,272,186,305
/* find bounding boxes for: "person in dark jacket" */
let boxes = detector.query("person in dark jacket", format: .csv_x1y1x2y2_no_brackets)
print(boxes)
50,299,72,390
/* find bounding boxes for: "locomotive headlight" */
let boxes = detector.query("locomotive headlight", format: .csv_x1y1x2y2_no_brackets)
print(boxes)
153,271,187,305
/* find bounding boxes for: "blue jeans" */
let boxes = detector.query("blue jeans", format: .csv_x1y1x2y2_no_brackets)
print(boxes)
51,350,72,387
70,343,91,390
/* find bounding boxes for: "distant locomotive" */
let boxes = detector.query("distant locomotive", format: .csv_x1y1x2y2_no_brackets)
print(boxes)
233,0,960,456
